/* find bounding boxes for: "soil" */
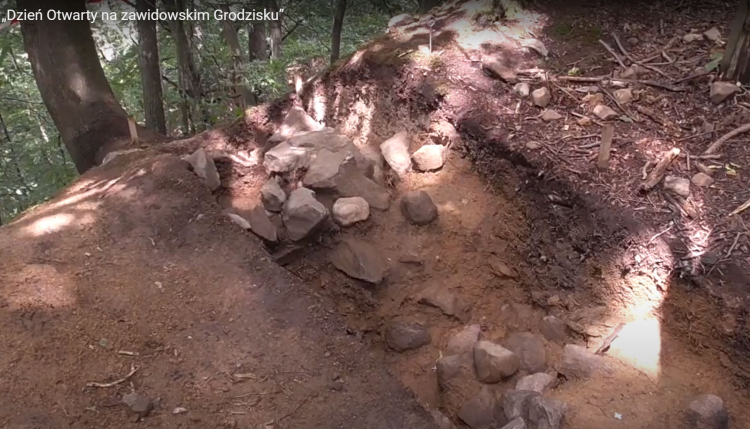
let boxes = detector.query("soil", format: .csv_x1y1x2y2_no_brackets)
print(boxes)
2,1,750,429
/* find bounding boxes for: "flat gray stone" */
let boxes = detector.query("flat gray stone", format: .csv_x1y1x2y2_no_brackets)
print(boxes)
248,206,278,242
331,238,387,284
704,27,722,42
380,131,412,177
458,386,497,428
282,188,328,241
504,332,547,373
528,396,568,429
418,285,463,318
664,175,690,197
303,149,351,188
687,394,728,429
473,340,520,383
185,148,221,191
263,142,310,173
515,373,555,393
401,191,438,225
710,82,739,104
332,197,370,226
532,88,551,107
411,144,446,171
261,178,286,212
503,389,540,422
268,106,324,143
334,165,391,210
557,344,611,379
385,322,430,352
122,392,153,417
692,172,714,187
593,104,618,120
445,325,481,356
483,58,517,83
514,83,530,98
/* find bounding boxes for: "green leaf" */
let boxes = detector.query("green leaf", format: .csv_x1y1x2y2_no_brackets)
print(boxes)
705,58,721,72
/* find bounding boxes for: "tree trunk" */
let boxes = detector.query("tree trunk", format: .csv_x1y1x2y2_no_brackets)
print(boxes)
248,22,267,61
18,0,132,173
722,0,750,83
330,0,348,64
267,0,283,59
220,6,255,107
137,0,167,134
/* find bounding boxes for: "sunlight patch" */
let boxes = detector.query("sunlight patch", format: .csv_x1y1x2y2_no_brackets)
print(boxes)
22,209,96,237
608,317,662,381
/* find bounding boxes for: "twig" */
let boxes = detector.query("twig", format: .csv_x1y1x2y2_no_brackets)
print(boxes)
85,365,140,388
612,33,672,79
641,148,681,191
557,75,608,83
704,122,750,155
725,233,742,258
663,192,689,218
595,323,625,355
637,36,679,63
613,79,687,92
277,394,318,422
599,39,626,68
730,197,750,216
676,130,714,142
600,86,637,122
648,224,673,244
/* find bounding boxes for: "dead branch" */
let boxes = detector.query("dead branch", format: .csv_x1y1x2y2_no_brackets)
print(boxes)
704,122,750,155
86,365,140,388
557,75,609,83
599,39,626,68
641,148,681,191
612,33,671,79
730,197,750,216
633,104,666,126
597,125,615,171
600,86,637,122
613,79,687,92
637,36,679,63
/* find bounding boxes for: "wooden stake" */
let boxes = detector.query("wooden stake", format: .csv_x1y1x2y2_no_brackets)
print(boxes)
597,125,615,171
641,148,680,191
127,117,139,144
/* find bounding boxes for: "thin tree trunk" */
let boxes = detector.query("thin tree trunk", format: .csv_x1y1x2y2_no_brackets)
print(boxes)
220,6,255,107
248,21,267,61
330,0,348,64
267,0,283,59
722,0,750,83
0,110,31,202
18,0,132,173
137,0,167,134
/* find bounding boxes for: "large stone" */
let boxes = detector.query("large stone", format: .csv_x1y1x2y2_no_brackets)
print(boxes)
445,325,481,356
430,410,457,429
248,206,278,242
303,149,351,188
385,322,430,351
268,106,324,143
261,178,286,212
515,373,555,393
332,197,370,226
418,286,463,318
532,87,551,107
500,417,526,429
521,38,548,57
664,176,690,197
504,332,547,373
437,352,475,390
122,392,153,417
185,148,221,191
687,394,728,429
514,82,530,98
503,390,541,421
263,142,310,173
593,104,618,120
331,238,387,283
401,191,438,225
710,82,739,104
333,166,391,210
540,316,568,344
458,386,497,429
473,340,520,383
704,27,722,43
557,344,611,379
483,58,518,83
380,131,412,177
692,172,714,187
412,144,446,171
282,188,328,241
528,397,568,429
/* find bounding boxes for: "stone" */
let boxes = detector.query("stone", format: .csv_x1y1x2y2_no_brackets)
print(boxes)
303,149,351,188
500,417,526,429
263,142,310,173
483,58,518,83
514,82,531,98
185,148,221,191
432,120,461,146
577,117,592,126
122,392,153,417
532,87,551,107
515,373,555,393
489,259,518,278
380,131,412,177
504,332,547,373
614,88,633,104
557,344,611,379
710,82,740,104
430,410,457,429
411,144,446,171
401,191,438,225
333,166,391,210
683,33,704,43
540,316,568,343
388,13,413,28
418,286,462,318
521,38,548,57
473,340,520,383
525,141,542,150
172,407,188,415
332,197,370,226
687,394,728,429
692,172,714,187
503,390,541,421
575,85,600,93
261,178,286,212
268,106,324,143
541,110,562,121
664,176,691,197
437,352,475,390
593,104,618,120
458,386,497,429
227,213,251,230
620,64,645,79
331,238,387,284
248,206,278,242
282,188,328,241
445,325,481,356
704,27,722,43
385,322,430,351
529,397,568,429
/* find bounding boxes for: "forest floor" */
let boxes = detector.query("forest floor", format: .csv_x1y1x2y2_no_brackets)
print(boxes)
2,0,750,428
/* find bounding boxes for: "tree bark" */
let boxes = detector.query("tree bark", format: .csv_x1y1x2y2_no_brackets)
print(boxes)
722,0,750,83
248,21,267,61
220,5,255,107
137,0,167,134
267,0,283,59
330,0,348,64
18,0,131,173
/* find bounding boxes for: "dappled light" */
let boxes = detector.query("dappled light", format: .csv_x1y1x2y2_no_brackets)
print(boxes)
609,317,662,381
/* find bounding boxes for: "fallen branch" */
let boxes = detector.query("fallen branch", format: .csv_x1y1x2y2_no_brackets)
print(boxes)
595,323,625,355
613,79,687,92
86,365,140,388
641,148,681,191
599,39,627,68
637,36,679,63
730,197,750,216
612,33,671,79
704,122,750,155
557,75,608,83
600,86,637,122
